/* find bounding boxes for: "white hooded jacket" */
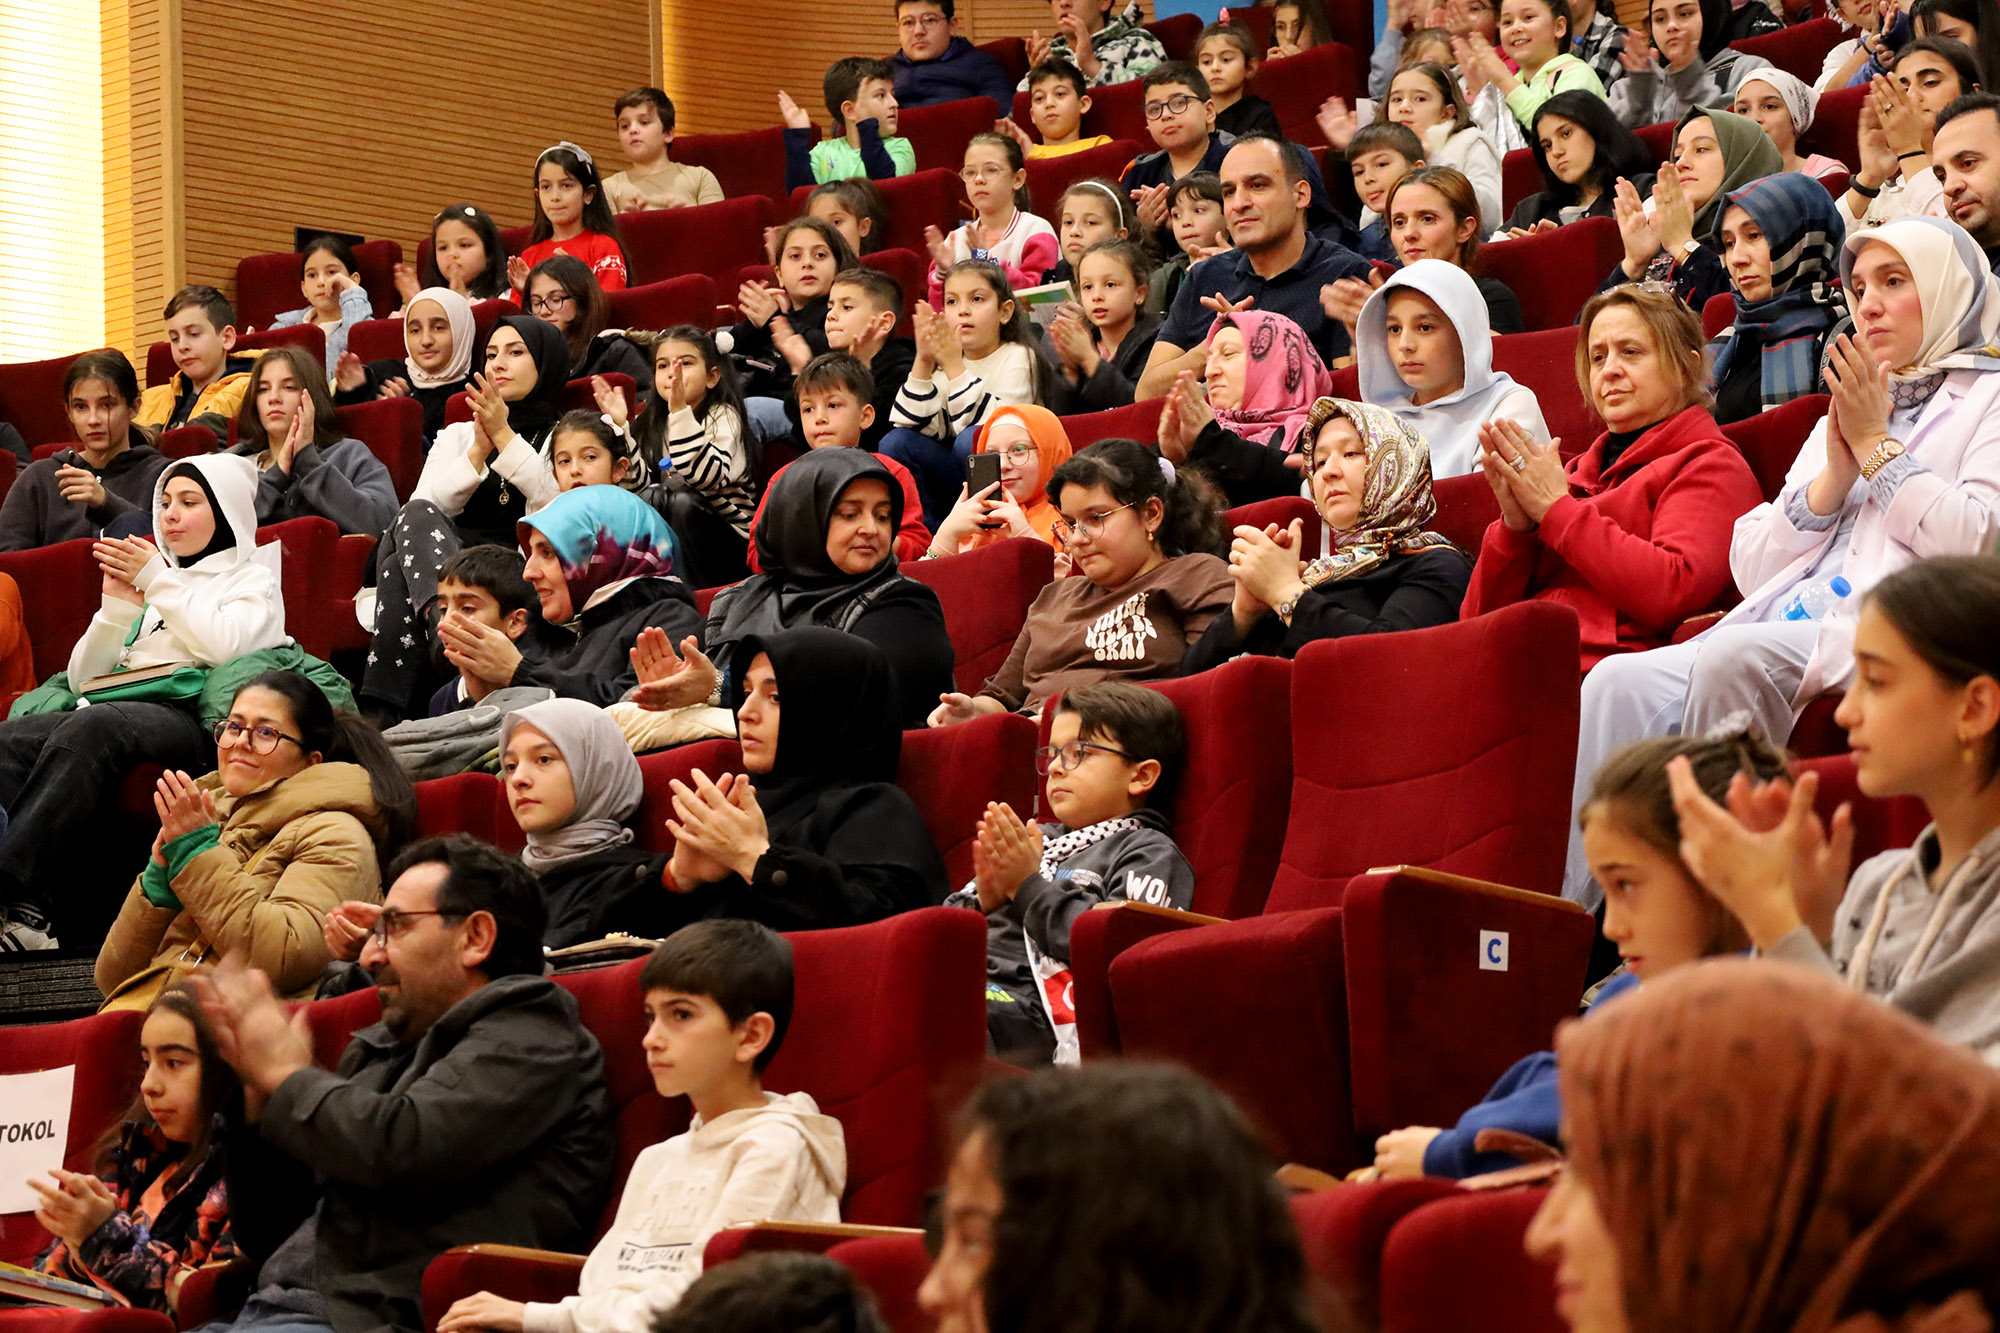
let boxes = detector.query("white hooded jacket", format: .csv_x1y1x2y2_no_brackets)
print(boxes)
520,1091,846,1333
1356,259,1550,480
66,452,288,683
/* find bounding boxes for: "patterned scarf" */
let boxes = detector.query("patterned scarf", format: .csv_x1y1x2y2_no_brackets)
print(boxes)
515,484,680,626
1206,311,1334,453
1707,173,1851,415
1295,399,1458,585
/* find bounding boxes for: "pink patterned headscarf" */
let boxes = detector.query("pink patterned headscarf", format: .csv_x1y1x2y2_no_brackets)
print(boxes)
1205,311,1333,453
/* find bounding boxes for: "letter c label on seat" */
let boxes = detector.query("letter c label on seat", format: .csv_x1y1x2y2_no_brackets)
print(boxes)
1479,930,1509,972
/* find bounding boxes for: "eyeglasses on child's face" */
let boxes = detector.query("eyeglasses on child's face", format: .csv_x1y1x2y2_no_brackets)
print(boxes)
1052,502,1133,548
1035,740,1134,775
899,12,947,31
1144,94,1201,120
529,292,575,315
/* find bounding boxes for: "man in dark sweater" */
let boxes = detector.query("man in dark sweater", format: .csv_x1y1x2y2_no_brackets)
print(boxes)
888,0,1016,108
199,836,614,1333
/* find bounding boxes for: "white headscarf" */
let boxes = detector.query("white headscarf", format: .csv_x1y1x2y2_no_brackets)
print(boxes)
403,286,476,389
499,697,643,873
1355,259,1545,478
1839,216,2000,380
1736,67,1817,133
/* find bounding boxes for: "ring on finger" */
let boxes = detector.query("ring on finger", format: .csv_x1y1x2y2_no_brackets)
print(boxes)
1511,455,1529,472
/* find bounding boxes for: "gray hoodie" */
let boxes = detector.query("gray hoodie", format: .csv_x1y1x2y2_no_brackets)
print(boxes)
1608,49,1771,130
236,435,398,538
1767,823,2000,1066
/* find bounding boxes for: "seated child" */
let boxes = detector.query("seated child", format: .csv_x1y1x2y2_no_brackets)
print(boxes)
782,57,915,190
819,268,916,450
436,921,845,1333
950,682,1194,1064
1050,239,1157,411
1198,22,1281,137
1344,122,1425,264
603,87,724,213
754,353,931,569
1369,730,1784,1178
396,202,511,305
802,179,890,256
0,349,168,554
1270,0,1324,57
429,545,541,716
1120,64,1232,254
925,133,1059,304
270,234,374,376
33,985,241,1314
1002,58,1112,160
730,218,858,402
1041,178,1135,288
232,346,397,538
333,286,475,443
1145,171,1227,316
927,404,1073,556
135,286,254,434
1021,0,1168,87
512,143,628,298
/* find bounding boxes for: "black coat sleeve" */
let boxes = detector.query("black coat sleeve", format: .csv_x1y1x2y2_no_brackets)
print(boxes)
850,586,958,726
736,785,948,929
1280,549,1472,647
220,1121,320,1265
512,594,704,705
1185,419,1299,507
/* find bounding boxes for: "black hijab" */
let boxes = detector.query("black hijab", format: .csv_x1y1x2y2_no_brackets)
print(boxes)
160,460,237,565
719,449,907,643
736,627,903,830
478,314,571,443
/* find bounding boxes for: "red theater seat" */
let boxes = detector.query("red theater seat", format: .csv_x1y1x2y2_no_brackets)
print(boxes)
0,351,82,445
234,239,404,331
1731,17,1845,81
1801,85,1864,172
0,451,15,510
904,536,1056,693
1432,472,1503,554
1492,326,1600,459
619,197,776,288
338,394,424,502
1082,78,1150,145
897,97,1001,173
1145,12,1203,58
1702,290,1734,342
1223,495,1321,559
0,1009,145,1264
1023,139,1146,217
830,1231,935,1333
257,517,341,661
146,325,328,390
1634,120,1677,166
1228,3,1274,49
673,125,796,207
0,536,106,680
498,223,532,258
1293,1178,1461,1329
897,712,1037,886
1251,44,1363,143
1500,147,1540,220
1380,1188,1564,1333
1478,217,1621,332
1104,604,1590,1171
977,36,1029,84
1059,397,1163,447
1797,752,1927,863
1721,392,1827,501
414,771,510,846
605,274,721,333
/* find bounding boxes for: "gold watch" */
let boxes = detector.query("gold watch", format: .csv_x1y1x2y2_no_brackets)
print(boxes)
1859,438,1906,480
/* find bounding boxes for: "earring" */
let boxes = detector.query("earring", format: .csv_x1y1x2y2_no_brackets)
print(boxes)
1961,732,1980,764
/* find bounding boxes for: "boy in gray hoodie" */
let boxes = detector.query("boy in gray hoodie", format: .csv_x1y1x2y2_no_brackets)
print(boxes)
951,682,1195,1064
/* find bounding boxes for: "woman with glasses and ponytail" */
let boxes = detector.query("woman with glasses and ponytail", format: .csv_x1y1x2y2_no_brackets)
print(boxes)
95,670,416,1011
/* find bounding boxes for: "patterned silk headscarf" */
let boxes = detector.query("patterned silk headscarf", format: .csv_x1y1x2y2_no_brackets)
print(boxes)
1206,311,1334,453
1295,397,1457,585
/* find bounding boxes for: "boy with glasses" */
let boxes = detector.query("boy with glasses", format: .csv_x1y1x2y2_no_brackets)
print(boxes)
1119,64,1234,253
887,0,1016,109
948,682,1192,1064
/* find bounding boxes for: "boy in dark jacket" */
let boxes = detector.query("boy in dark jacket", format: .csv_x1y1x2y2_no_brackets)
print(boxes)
428,545,543,716
887,0,1016,108
950,682,1194,1064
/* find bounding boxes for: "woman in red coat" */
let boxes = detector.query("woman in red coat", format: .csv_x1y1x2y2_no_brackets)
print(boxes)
1461,284,1763,670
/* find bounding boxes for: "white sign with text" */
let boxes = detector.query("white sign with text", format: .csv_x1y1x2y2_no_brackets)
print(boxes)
0,1067,75,1215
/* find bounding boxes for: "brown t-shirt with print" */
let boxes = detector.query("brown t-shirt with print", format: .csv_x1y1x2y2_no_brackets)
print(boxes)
979,553,1234,713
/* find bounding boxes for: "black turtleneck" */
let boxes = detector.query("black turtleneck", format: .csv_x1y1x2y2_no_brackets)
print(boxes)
1600,426,1647,475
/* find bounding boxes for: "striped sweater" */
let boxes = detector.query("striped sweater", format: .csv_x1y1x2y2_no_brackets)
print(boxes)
665,403,756,538
889,343,1038,441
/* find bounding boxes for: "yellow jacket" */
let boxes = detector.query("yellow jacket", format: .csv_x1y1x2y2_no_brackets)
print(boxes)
136,364,253,433
96,761,387,1010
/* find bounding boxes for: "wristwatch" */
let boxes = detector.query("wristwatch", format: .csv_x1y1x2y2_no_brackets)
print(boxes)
1676,239,1701,263
1275,592,1302,622
1859,437,1906,480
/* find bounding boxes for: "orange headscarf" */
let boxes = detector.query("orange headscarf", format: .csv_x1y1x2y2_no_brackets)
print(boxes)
1557,959,2000,1333
968,404,1073,551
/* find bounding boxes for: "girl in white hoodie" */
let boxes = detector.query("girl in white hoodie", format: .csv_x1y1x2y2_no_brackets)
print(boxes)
0,453,288,949
1381,63,1504,240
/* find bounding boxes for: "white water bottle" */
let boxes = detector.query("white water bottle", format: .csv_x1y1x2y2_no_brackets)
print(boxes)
1780,575,1852,621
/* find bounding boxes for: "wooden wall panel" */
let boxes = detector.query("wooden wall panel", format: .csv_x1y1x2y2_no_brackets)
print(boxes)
177,0,651,305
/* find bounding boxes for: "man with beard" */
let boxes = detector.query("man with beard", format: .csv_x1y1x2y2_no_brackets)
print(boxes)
193,835,612,1333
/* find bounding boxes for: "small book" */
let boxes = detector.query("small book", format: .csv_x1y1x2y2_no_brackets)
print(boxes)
1013,281,1076,332
0,1260,113,1310
75,660,188,696
546,933,662,971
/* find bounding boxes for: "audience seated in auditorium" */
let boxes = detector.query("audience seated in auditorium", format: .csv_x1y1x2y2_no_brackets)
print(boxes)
1331,122,1421,264
929,403,1073,556
193,837,613,1333
233,347,398,537
0,349,169,553
1022,0,1167,89
334,286,476,443
428,546,543,716
919,1063,1327,1333
1371,728,1785,1181
781,58,915,191
658,628,948,928
1354,259,1551,477
931,438,1230,724
1462,284,1762,672
731,218,859,403
1528,960,2000,1331
1032,177,1132,290
270,235,374,377
362,315,568,723
1051,239,1160,411
32,984,241,1315
602,87,724,214
1155,310,1329,507
1840,39,1979,229
950,683,1193,1064
1185,398,1473,671
441,922,843,1333
1817,0,1885,93
1934,92,2000,271
1386,62,1506,230
1568,218,2000,901
96,670,413,1010
1452,0,1607,137
1733,68,1848,179
1607,0,1774,128
1706,173,1851,426
1145,171,1228,315
1,454,288,951
1603,108,1781,312
648,447,953,729
1139,137,1374,396
512,143,628,297
1670,558,2000,1058
1002,59,1114,161
397,203,511,306
136,286,255,435
1501,91,1655,234
925,134,1059,304
525,255,650,385
887,0,1016,110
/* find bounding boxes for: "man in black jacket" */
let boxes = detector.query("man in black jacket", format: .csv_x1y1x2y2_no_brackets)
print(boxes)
195,836,614,1333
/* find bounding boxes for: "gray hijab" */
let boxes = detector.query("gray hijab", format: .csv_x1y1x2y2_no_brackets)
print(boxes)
500,697,642,873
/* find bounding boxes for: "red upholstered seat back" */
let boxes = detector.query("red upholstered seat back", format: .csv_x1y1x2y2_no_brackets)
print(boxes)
1796,753,1928,864
978,36,1029,83
0,1009,144,1265
868,170,970,255
1702,290,1734,341
1380,1188,1563,1333
1251,44,1364,143
1264,601,1582,912
634,739,745,855
896,712,1037,886
1023,139,1145,218
0,351,81,445
1500,147,1540,220
1634,120,1676,166
0,537,106,681
1080,78,1151,144
1801,85,1865,171
897,97,1001,173
672,125,794,207
1145,12,1203,58
1430,472,1501,554
1059,398,1163,448
235,239,404,331
414,772,511,849
0,452,15,511
604,274,722,334
1292,1178,1461,1329
1730,17,1845,80
1228,4,1274,49
1492,325,1600,459
1721,392,1827,502
904,537,1055,694
256,517,339,661
1479,217,1622,332
829,1232,935,1333
346,317,404,365
1223,495,1322,559
147,325,327,390
303,986,385,1072
1151,653,1295,920
337,395,425,503
620,196,776,288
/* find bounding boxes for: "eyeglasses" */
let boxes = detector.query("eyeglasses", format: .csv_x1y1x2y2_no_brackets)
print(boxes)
898,13,947,30
213,719,306,755
528,292,575,315
1144,93,1202,120
369,908,466,946
995,444,1037,464
1035,740,1134,775
960,165,1011,183
1051,502,1133,547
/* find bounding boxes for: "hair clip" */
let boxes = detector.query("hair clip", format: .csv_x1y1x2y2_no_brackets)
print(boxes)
539,140,597,172
1157,456,1177,483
